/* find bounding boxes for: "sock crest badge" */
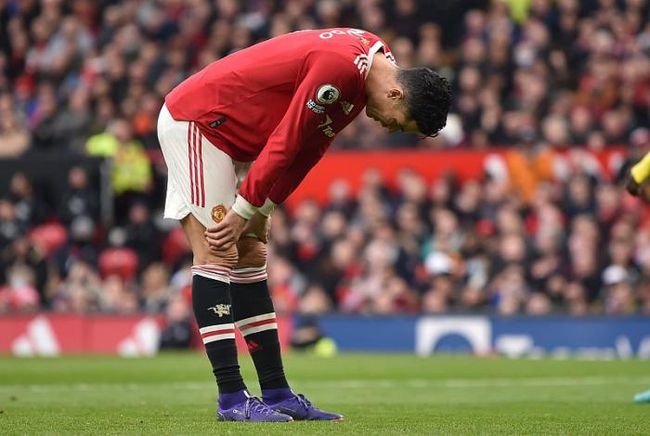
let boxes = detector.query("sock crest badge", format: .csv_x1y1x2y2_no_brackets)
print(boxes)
207,304,231,317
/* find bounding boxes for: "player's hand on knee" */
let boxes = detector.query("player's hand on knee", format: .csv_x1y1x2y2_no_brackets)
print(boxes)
205,210,247,250
236,236,267,268
241,212,270,243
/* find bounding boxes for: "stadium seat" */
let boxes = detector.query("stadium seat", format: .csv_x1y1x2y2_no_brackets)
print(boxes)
29,222,68,257
161,227,190,266
98,247,139,281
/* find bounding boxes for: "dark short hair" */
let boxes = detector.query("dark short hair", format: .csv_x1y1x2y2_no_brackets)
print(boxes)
397,67,451,137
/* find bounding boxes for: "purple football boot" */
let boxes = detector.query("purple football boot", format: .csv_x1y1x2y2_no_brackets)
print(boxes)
217,393,293,422
265,391,343,421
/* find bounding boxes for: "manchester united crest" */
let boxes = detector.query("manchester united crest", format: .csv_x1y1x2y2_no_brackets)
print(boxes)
207,304,231,317
211,205,227,223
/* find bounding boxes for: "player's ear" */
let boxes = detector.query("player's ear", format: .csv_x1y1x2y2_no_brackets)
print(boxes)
387,87,403,100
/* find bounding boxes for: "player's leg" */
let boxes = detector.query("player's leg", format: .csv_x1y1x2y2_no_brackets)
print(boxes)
230,229,289,392
180,214,243,398
230,219,343,421
157,105,290,422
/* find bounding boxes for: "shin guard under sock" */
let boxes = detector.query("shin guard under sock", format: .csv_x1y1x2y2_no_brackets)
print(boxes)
191,266,246,395
230,269,289,392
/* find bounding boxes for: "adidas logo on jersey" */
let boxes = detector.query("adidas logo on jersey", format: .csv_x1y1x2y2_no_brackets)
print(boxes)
354,54,369,76
341,101,354,115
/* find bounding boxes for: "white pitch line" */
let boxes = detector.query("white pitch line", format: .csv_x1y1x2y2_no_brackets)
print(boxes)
3,376,650,393
299,376,650,389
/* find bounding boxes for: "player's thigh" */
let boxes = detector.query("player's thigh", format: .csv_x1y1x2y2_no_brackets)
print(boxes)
199,132,239,228
158,107,237,228
158,107,238,266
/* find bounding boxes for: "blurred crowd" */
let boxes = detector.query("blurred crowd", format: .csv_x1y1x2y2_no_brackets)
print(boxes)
4,141,650,318
1,0,650,321
0,0,648,154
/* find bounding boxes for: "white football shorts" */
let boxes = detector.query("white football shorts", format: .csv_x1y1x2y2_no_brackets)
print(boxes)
157,103,238,228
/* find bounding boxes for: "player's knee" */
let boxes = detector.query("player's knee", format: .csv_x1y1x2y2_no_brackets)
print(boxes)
194,243,239,270
235,236,267,269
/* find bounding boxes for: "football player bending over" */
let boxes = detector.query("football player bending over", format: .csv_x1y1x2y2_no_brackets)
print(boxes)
157,28,451,422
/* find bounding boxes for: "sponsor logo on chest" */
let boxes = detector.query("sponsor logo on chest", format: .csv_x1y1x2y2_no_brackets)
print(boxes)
318,115,336,138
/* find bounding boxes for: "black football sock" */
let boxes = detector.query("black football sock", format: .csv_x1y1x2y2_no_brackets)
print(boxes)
191,266,246,396
230,268,290,393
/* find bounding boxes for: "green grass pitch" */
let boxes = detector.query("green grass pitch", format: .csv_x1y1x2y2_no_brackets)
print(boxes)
1,352,649,435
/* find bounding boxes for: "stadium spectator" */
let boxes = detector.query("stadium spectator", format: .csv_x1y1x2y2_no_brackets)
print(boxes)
298,284,334,315
86,118,153,220
124,201,160,270
159,293,193,349
8,171,47,227
100,274,139,314
51,87,93,153
30,83,60,150
58,166,99,227
0,197,24,248
0,236,46,310
51,215,98,279
140,262,172,313
0,94,30,157
50,259,103,313
1,234,47,293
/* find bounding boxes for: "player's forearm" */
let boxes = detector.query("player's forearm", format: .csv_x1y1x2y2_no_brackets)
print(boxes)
267,142,327,205
235,157,292,213
235,153,315,216
235,109,311,209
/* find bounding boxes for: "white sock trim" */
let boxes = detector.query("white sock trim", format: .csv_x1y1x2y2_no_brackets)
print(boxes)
199,324,236,344
200,323,235,334
191,265,230,283
237,313,277,336
232,266,267,274
240,323,277,336
236,312,275,328
230,266,267,284
202,333,236,344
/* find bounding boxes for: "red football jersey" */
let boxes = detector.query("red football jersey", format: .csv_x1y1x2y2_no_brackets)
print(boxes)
165,28,394,210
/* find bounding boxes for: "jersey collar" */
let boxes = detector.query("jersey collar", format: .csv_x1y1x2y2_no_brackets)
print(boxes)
365,41,396,79
365,41,384,79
